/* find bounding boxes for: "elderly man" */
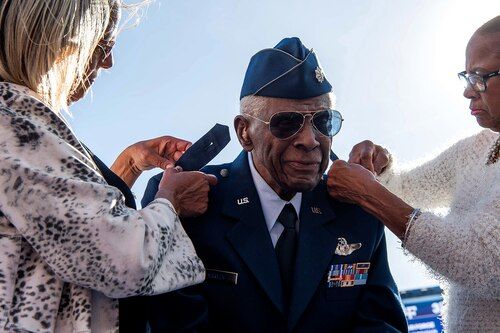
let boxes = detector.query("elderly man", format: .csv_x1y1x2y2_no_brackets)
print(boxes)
140,37,407,332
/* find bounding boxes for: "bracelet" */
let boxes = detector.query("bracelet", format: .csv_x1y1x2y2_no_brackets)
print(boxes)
402,208,421,249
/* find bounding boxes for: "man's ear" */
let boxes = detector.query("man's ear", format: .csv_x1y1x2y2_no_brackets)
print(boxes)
234,115,253,152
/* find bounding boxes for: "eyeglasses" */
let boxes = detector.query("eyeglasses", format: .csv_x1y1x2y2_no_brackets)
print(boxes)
94,40,115,60
244,109,344,140
458,69,500,92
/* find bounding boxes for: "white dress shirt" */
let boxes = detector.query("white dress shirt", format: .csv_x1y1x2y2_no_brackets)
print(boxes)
248,152,302,247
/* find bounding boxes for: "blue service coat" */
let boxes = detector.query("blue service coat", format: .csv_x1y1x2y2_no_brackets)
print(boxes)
140,151,408,332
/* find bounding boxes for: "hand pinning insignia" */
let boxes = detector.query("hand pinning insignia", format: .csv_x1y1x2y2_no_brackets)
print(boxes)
335,237,362,256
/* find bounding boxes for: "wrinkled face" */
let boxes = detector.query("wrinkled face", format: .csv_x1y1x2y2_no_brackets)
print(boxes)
68,4,120,103
238,96,332,199
464,32,500,132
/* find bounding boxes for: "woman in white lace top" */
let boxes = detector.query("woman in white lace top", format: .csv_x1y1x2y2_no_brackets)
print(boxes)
327,16,499,332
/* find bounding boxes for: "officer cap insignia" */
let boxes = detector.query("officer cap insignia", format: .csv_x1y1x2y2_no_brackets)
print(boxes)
315,66,325,83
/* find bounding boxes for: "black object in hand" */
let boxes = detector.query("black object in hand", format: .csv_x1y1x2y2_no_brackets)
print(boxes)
175,124,231,171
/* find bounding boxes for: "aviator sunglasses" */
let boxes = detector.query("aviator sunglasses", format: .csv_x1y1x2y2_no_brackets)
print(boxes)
245,109,344,140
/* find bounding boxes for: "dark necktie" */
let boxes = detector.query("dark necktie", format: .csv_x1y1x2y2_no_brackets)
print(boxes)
275,203,298,311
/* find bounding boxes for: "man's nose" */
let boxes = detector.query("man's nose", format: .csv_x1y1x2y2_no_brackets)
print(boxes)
293,119,320,151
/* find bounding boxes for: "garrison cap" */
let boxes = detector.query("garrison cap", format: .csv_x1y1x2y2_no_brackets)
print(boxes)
240,37,332,100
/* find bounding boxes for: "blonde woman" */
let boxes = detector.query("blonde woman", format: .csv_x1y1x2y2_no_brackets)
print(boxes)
0,1,216,332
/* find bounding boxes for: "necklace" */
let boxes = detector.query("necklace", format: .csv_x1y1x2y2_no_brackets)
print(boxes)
486,135,500,165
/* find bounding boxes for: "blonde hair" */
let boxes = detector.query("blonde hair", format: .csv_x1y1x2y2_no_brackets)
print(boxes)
0,0,147,113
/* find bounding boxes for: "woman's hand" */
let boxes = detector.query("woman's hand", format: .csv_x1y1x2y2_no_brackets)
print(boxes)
327,159,413,239
348,140,391,176
327,160,379,205
111,136,192,188
155,167,218,218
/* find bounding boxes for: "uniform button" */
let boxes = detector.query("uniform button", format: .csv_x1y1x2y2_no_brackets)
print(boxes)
220,168,229,178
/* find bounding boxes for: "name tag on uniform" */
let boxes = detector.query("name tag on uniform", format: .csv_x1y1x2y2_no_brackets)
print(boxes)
206,269,238,285
326,262,370,288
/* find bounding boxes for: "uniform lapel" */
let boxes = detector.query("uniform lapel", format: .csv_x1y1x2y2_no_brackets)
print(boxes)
288,182,337,329
223,152,285,315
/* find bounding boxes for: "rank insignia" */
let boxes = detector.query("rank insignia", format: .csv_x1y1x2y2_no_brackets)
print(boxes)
335,237,362,256
315,66,325,83
327,262,371,288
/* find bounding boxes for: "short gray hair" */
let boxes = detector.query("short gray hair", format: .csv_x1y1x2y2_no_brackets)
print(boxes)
240,92,335,116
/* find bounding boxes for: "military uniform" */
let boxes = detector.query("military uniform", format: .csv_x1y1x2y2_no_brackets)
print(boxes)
140,152,407,332
132,37,408,332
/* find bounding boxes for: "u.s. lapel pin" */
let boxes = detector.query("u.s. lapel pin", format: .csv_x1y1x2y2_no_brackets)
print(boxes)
311,206,322,214
335,237,362,256
237,197,249,205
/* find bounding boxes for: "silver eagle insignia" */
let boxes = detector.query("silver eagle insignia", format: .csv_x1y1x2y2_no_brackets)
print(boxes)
315,66,325,83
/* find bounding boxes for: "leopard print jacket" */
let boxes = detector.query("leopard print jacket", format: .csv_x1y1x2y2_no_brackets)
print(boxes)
0,82,205,332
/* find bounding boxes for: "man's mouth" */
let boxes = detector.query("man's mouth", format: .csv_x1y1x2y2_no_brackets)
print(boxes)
285,161,320,171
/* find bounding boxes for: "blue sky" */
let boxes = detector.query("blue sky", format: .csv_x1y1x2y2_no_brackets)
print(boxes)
70,0,499,290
